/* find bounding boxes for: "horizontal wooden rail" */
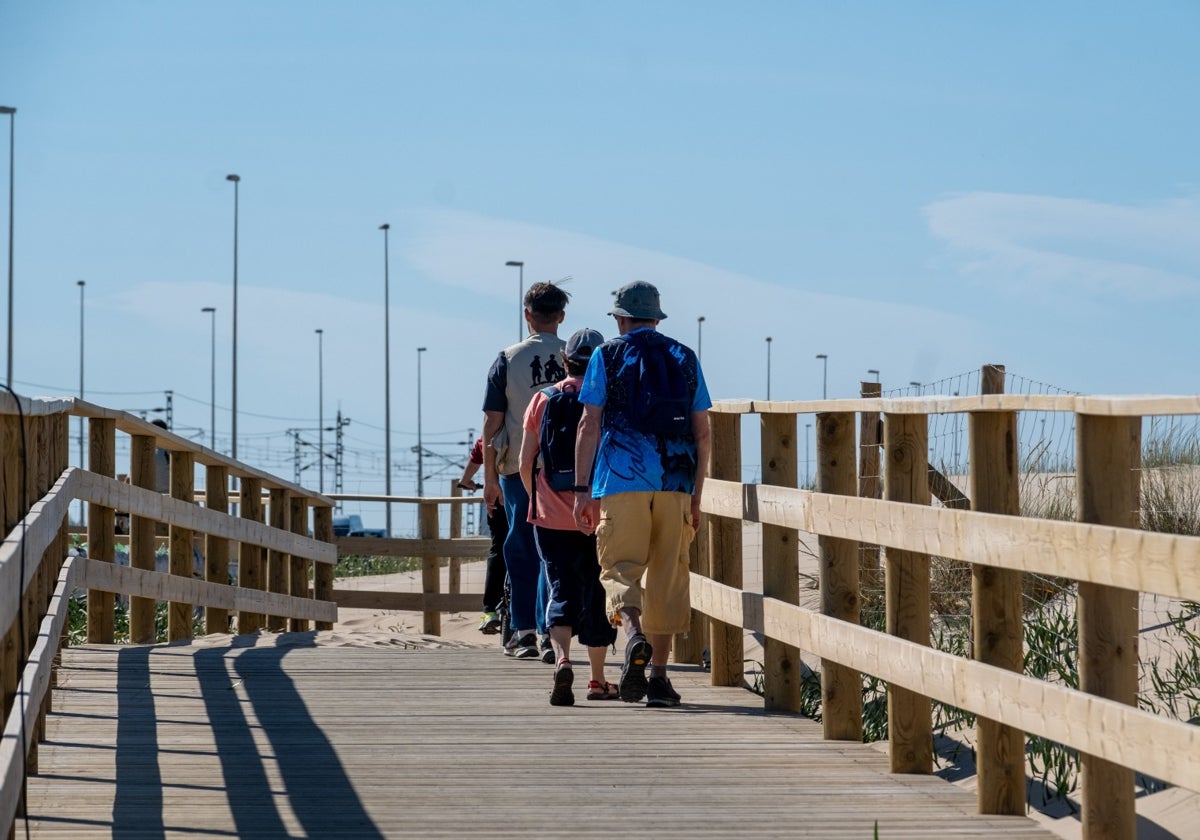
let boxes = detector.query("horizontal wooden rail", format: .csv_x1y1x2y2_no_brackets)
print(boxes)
702,479,1200,602
710,394,1200,417
0,468,77,639
1,556,77,833
335,536,490,559
331,589,479,613
690,575,1200,794
76,472,336,566
80,558,336,624
328,493,482,505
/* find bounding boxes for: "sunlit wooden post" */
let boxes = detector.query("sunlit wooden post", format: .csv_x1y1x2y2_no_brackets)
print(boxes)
1077,411,1140,839
883,409,932,774
267,487,289,632
129,432,157,644
817,410,862,741
0,412,19,738
708,411,743,687
761,408,800,712
448,482,462,594
288,495,309,632
167,448,196,642
970,364,1025,814
420,499,440,635
858,381,883,589
86,417,116,643
205,465,230,634
239,477,265,634
313,504,334,631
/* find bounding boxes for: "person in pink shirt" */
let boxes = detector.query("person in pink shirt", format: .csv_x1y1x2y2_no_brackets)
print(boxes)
519,327,618,705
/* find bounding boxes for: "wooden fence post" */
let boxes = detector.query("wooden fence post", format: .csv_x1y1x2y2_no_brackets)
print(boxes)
313,505,335,631
883,410,932,774
267,488,289,632
761,410,800,712
1077,412,1140,839
239,477,265,634
708,412,743,687
448,481,462,595
288,495,309,632
1,413,20,747
970,364,1025,814
817,410,862,741
129,433,157,644
86,417,116,643
204,465,230,634
167,449,195,642
858,382,883,590
420,500,440,636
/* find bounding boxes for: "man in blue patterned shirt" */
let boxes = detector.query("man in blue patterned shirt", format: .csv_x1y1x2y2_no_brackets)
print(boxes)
572,281,712,707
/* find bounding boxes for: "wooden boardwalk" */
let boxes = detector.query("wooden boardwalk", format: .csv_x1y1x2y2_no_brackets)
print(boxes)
20,636,1058,839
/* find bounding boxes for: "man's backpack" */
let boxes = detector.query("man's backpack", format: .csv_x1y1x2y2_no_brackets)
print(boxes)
618,331,692,437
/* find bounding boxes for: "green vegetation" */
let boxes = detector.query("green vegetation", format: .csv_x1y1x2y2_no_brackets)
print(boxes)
334,554,424,577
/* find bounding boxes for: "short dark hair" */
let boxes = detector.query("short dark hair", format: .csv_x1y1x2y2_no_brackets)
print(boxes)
151,419,169,430
564,354,590,376
525,282,570,316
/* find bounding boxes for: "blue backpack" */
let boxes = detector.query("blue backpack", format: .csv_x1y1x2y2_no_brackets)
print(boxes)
618,331,692,437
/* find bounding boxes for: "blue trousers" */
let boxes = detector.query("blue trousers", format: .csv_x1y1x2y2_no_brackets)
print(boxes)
499,474,548,634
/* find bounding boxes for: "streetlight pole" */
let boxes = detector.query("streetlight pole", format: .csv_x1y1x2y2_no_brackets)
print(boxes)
2,105,15,388
697,315,705,361
505,261,524,343
815,353,828,400
416,347,427,497
868,369,879,383
202,307,216,449
380,223,393,535
765,336,772,400
316,328,324,493
225,174,240,464
77,279,85,524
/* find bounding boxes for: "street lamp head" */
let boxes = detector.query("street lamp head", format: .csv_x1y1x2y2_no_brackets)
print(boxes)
77,279,85,288
0,107,15,114
766,336,772,342
315,328,323,335
202,306,215,313
698,315,706,323
816,353,827,360
505,260,523,268
225,173,240,182
417,346,427,353
379,223,389,231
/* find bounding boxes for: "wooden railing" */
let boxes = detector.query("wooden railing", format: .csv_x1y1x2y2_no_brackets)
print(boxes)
1,395,338,834
692,372,1200,840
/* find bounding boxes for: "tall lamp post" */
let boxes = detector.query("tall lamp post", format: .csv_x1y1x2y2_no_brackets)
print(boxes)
868,369,879,383
316,328,324,493
201,307,216,449
380,223,393,535
765,336,773,400
506,260,524,343
2,105,15,388
77,280,85,524
416,347,427,497
225,174,240,466
697,315,705,361
815,353,828,400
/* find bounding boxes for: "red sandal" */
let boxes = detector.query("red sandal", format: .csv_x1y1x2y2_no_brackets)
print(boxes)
586,680,619,700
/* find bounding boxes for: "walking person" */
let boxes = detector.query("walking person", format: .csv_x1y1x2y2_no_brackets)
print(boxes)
482,281,569,660
458,436,508,636
573,281,712,707
519,328,619,706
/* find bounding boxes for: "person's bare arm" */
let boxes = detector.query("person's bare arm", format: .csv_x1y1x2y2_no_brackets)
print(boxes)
518,418,539,500
458,460,481,491
481,410,504,512
572,403,603,532
690,408,711,531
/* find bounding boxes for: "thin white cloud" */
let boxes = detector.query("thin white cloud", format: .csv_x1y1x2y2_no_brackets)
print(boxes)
925,192,1200,298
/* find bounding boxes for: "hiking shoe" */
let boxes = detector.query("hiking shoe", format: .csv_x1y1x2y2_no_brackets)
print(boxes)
479,612,501,634
619,634,652,702
646,675,681,708
550,664,574,706
539,636,555,664
504,631,537,658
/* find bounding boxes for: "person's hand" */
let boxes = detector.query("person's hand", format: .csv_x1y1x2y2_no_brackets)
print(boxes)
690,495,702,533
573,494,600,534
457,479,480,492
483,478,503,513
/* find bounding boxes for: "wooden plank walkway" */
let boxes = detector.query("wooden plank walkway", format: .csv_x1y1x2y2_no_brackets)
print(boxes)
20,636,1057,839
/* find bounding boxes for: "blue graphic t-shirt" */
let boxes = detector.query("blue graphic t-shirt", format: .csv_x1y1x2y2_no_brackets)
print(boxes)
579,328,712,498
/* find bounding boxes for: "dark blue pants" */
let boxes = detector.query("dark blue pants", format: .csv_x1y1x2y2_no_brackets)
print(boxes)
533,526,618,649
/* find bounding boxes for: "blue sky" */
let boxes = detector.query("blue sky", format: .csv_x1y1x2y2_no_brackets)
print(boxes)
3,2,1199,525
